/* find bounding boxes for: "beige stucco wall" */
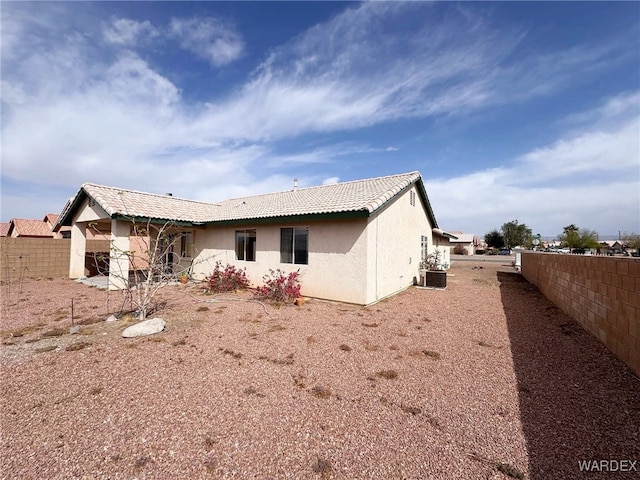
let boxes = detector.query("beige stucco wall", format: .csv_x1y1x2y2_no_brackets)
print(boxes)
75,198,110,223
365,185,434,304
192,185,435,305
68,198,110,279
191,218,369,304
432,236,452,268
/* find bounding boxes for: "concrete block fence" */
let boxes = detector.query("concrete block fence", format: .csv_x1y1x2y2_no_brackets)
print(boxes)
0,238,110,282
522,252,639,376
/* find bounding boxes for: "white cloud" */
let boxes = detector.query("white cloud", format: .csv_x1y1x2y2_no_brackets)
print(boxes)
181,1,631,143
516,123,639,184
322,177,340,185
561,91,640,131
169,17,244,67
262,143,396,168
1,1,638,238
0,81,27,105
103,17,159,46
1,43,186,189
427,95,640,236
187,2,506,140
103,53,181,112
513,93,640,186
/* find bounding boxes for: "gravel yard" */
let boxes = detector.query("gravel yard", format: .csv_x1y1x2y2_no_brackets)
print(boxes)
1,262,639,479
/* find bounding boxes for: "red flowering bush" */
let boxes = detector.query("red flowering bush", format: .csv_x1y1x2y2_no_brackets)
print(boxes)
254,269,301,304
205,262,250,293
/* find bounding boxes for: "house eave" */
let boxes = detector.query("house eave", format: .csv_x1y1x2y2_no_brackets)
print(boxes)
432,228,458,240
415,178,439,229
110,214,205,228
202,210,370,227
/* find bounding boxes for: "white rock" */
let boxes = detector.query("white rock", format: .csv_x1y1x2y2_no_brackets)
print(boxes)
105,315,118,323
122,318,166,338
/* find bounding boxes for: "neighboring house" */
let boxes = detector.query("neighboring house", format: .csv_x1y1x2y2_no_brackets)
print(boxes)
448,231,479,255
8,218,55,238
54,171,449,305
5,214,72,239
599,240,625,255
44,214,72,239
46,213,76,239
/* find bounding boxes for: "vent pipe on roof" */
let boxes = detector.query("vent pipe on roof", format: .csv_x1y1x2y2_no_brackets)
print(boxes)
293,178,298,192
166,193,173,196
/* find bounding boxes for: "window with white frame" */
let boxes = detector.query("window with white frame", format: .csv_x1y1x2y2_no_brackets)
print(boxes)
421,235,428,264
235,229,256,261
280,227,308,264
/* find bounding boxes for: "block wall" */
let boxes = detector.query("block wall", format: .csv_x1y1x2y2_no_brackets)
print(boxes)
522,252,639,375
0,238,110,282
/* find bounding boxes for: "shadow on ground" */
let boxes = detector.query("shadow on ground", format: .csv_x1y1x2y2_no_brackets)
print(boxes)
498,271,640,480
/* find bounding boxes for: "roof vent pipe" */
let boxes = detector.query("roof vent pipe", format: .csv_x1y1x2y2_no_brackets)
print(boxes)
293,178,298,192
166,193,173,196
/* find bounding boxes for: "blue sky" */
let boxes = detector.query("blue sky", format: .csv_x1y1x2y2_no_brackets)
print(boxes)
1,1,639,238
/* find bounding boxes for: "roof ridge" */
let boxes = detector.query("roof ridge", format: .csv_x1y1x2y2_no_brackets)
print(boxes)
220,171,421,204
82,182,218,206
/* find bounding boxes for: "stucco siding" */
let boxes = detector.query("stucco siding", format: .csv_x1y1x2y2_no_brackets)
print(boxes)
365,186,433,304
75,198,110,222
192,219,369,304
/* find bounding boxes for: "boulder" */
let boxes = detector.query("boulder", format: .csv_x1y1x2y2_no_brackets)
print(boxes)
122,318,166,338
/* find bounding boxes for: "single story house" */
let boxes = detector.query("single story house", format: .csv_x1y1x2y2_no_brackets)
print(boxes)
54,171,451,305
448,231,481,255
600,240,624,254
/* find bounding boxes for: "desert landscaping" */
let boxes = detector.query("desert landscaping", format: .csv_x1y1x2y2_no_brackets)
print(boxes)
1,262,639,479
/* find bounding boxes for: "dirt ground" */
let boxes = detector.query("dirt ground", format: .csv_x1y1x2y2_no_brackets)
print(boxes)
1,262,639,479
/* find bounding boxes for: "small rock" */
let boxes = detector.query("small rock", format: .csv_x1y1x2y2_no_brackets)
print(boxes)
69,326,81,335
105,315,118,323
122,318,166,338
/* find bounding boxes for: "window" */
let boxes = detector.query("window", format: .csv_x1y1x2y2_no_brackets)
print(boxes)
180,231,194,258
280,227,308,265
421,235,428,263
236,229,256,261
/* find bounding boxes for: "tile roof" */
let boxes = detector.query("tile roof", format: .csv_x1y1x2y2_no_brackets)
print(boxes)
0,223,10,237
80,184,216,223
213,171,423,221
10,218,55,237
57,171,438,227
44,213,60,225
